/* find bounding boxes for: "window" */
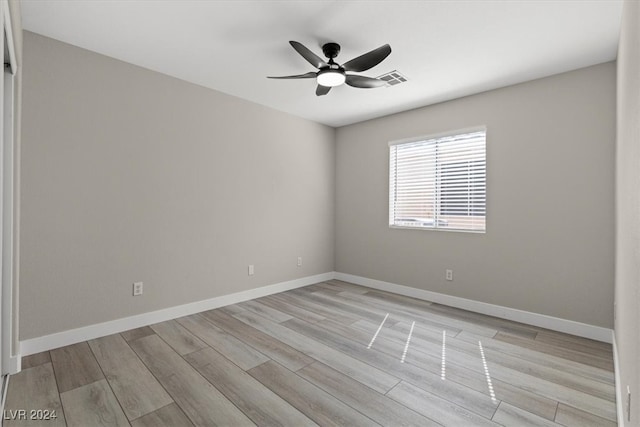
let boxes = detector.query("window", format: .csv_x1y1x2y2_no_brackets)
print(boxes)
389,128,486,232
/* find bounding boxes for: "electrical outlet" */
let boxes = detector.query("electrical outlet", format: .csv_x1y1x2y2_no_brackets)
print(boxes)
446,269,453,281
297,257,303,267
248,265,254,276
133,282,143,296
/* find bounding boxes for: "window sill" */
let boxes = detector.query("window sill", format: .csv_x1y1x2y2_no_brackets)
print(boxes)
389,225,485,234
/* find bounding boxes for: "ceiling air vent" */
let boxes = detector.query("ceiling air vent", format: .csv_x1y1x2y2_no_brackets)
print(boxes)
377,70,408,86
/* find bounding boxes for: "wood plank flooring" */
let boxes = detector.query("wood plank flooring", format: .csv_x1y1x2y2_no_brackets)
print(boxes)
6,280,617,426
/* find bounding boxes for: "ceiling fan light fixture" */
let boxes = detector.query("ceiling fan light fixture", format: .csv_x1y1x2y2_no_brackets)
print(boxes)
269,41,392,96
317,69,346,87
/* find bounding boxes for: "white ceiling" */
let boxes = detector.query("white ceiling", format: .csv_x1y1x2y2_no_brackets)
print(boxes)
21,1,623,128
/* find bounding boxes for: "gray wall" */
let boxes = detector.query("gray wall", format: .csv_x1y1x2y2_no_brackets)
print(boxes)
615,0,640,423
21,29,617,342
336,62,615,328
20,32,335,340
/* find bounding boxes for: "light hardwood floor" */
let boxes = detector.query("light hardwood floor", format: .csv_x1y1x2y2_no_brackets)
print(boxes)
5,280,617,426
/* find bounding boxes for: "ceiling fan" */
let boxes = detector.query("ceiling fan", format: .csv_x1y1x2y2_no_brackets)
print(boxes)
268,41,392,96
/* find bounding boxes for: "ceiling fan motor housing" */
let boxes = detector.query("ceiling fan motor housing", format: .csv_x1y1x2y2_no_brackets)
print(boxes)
322,42,341,59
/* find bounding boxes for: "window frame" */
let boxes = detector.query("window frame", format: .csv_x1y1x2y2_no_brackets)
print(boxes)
388,126,487,234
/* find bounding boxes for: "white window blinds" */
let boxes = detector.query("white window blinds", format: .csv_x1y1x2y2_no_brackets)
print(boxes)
389,129,486,232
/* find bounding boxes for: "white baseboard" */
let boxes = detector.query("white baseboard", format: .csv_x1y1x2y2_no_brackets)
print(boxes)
20,270,614,359
612,332,624,426
20,272,334,356
335,272,613,343
3,353,20,375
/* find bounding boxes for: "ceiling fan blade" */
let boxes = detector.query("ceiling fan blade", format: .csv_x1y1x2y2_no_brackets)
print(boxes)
316,85,331,96
267,72,317,79
345,74,386,88
290,41,328,69
342,44,392,72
